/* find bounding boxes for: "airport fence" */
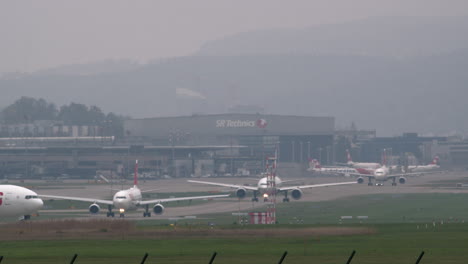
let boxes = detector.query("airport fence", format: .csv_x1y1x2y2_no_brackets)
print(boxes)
0,250,427,264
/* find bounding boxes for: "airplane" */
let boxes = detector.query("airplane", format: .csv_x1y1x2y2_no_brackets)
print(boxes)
188,177,356,202
307,159,372,177
39,161,230,218
353,150,433,186
189,156,356,202
402,156,440,173
345,149,381,170
0,185,43,220
354,164,425,186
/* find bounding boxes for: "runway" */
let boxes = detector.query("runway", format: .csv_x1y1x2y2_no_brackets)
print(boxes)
34,170,468,220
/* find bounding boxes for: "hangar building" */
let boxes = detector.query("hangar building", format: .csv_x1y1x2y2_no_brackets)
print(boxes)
124,114,334,176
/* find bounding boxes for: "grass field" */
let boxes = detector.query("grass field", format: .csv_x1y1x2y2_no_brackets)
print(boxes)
167,192,468,226
0,222,467,263
1,192,468,263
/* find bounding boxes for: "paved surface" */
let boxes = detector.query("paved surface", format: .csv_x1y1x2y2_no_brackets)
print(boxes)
31,170,468,220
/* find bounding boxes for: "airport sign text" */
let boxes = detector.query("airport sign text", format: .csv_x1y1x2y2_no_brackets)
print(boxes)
216,119,268,128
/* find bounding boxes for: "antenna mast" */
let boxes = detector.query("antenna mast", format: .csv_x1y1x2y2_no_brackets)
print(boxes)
266,151,277,224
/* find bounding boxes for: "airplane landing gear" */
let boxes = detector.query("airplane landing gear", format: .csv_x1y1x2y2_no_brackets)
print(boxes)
252,191,259,202
119,213,125,218
106,205,115,217
23,215,31,220
283,191,290,202
143,205,151,217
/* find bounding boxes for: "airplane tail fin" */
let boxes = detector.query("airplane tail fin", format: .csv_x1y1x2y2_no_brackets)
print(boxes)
382,149,387,166
346,149,353,163
134,160,138,187
308,158,321,169
430,156,439,165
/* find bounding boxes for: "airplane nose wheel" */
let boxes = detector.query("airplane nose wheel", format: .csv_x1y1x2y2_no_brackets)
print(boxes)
119,213,125,218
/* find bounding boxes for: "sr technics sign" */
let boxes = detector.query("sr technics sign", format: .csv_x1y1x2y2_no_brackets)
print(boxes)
216,119,268,128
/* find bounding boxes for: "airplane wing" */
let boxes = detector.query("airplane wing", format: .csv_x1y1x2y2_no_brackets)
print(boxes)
139,194,230,205
350,173,375,178
188,180,259,191
279,181,356,191
385,172,433,178
39,194,114,205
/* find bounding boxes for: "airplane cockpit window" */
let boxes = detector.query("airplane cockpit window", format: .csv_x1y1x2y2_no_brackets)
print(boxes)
116,196,127,199
25,195,38,199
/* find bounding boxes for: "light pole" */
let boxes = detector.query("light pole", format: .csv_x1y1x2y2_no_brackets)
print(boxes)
291,141,295,162
299,141,303,163
318,147,322,163
169,130,175,177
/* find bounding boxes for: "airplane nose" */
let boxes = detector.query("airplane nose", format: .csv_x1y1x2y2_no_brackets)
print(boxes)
35,198,44,210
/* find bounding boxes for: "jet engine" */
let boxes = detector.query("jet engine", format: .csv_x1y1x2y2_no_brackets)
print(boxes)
398,177,406,184
357,177,365,184
153,204,165,215
89,203,100,214
291,189,303,200
235,188,247,199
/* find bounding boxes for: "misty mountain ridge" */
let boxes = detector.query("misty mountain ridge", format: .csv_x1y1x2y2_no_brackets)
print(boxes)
197,16,468,58
0,59,144,80
1,16,467,136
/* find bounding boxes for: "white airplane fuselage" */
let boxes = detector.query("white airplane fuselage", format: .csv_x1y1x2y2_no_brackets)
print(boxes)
0,185,43,218
112,186,142,213
349,162,381,170
373,166,391,181
257,176,282,195
406,164,440,172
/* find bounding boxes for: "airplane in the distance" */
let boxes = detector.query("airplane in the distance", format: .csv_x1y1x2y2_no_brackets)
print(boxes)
189,156,356,202
355,164,426,186
402,156,440,173
307,159,372,177
39,161,229,218
345,149,381,170
0,185,43,220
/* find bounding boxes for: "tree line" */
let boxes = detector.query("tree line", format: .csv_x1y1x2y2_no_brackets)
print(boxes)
0,97,127,137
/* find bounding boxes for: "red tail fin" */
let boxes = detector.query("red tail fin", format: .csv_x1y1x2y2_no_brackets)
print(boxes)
309,159,321,169
430,156,439,165
134,160,138,186
382,149,387,166
346,149,352,163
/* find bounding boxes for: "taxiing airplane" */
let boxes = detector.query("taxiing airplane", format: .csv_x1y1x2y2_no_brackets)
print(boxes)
40,161,229,217
403,156,440,173
189,156,356,202
307,159,372,177
345,149,381,170
355,161,430,186
0,185,43,219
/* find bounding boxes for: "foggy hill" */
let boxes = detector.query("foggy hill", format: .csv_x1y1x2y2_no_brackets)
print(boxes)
197,16,468,58
1,16,467,136
1,50,467,136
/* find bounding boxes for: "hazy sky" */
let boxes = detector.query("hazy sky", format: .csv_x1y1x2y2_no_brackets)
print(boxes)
1,0,467,73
